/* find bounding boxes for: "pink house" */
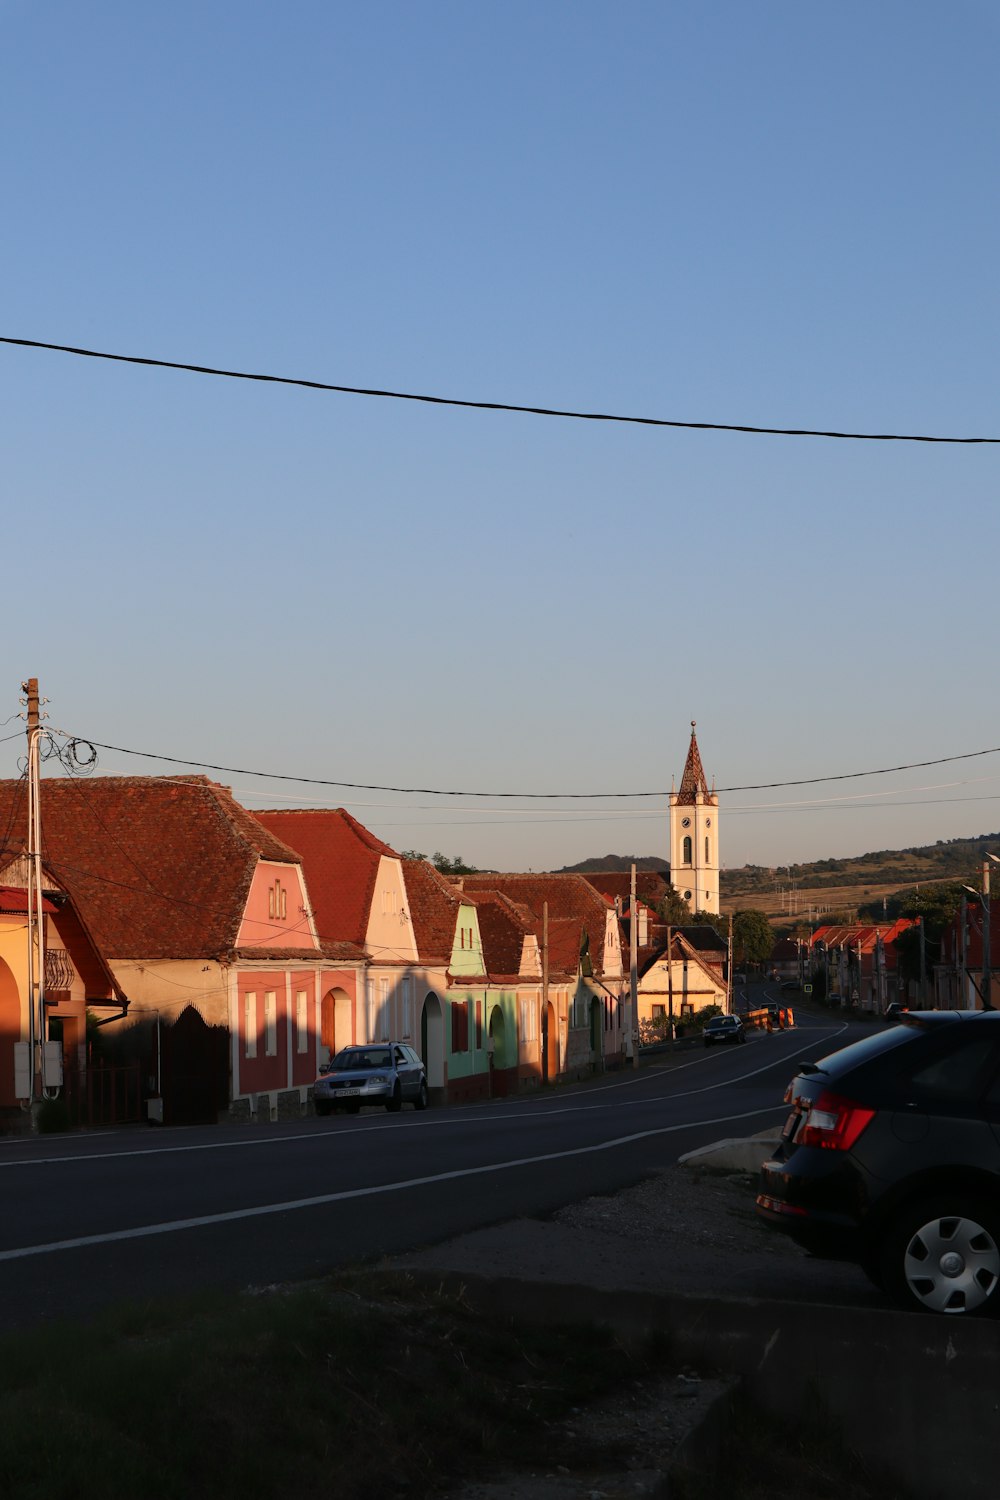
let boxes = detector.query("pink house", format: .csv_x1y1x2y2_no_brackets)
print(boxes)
0,776,365,1123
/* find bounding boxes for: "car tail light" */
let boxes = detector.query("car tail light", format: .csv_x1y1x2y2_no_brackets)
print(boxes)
798,1090,875,1151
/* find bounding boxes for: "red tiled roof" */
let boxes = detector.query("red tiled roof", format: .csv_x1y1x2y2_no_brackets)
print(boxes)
252,807,398,948
401,858,467,964
0,886,60,914
453,873,613,979
0,775,303,960
473,890,534,978
583,871,671,907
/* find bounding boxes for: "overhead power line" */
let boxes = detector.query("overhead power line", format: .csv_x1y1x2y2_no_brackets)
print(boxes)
59,733,1000,799
2,336,996,445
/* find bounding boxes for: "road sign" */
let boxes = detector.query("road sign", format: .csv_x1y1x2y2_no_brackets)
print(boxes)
803,984,813,994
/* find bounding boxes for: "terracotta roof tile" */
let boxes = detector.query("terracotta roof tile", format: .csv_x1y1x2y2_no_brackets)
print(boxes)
401,858,466,964
453,872,614,979
253,808,399,948
0,775,303,960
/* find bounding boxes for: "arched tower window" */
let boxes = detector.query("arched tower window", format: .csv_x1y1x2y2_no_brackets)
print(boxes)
705,836,710,863
682,835,692,865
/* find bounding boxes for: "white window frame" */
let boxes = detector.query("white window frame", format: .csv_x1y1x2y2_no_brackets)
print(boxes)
264,991,277,1056
244,992,257,1059
296,990,308,1054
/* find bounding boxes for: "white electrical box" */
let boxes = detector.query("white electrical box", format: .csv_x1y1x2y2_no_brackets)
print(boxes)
42,1041,64,1089
13,1042,31,1100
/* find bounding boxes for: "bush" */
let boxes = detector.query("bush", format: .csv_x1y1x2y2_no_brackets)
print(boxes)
37,1095,71,1133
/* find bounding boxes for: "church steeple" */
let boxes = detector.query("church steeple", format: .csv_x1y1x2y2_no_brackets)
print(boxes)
668,721,720,915
676,721,709,804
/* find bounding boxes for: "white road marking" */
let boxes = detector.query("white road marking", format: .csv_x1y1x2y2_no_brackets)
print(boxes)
0,1103,784,1262
0,1021,849,1169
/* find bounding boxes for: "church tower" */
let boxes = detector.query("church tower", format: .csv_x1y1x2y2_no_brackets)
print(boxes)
669,722,720,915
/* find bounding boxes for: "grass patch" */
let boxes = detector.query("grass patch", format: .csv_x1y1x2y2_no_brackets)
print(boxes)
673,1390,913,1500
0,1273,665,1500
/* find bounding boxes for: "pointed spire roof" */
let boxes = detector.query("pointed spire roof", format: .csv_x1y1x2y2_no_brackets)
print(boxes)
676,721,711,805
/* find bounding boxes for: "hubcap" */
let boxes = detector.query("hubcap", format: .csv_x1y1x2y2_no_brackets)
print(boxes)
903,1214,1000,1313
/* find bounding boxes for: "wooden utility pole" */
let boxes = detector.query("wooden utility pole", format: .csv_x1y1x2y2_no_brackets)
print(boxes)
629,864,638,1068
541,901,549,1083
23,677,46,1105
983,861,992,1011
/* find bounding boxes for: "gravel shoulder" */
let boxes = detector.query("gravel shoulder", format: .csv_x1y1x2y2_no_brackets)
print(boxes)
394,1159,887,1498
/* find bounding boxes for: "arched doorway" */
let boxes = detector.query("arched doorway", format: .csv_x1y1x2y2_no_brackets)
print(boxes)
590,994,603,1068
0,958,23,1109
320,987,353,1062
487,1003,507,1098
544,1001,557,1082
419,993,444,1093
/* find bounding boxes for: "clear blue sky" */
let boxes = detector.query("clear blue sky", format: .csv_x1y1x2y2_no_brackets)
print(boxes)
3,1,998,876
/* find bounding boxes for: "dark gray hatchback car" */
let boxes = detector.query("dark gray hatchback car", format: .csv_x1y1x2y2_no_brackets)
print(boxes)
313,1043,428,1115
757,1011,1000,1315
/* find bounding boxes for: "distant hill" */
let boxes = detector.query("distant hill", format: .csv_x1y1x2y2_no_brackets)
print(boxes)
557,854,669,874
559,835,1000,923
722,832,1000,899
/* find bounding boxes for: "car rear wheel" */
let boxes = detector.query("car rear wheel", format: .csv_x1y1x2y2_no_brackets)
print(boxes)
414,1079,428,1110
315,1101,331,1117
386,1082,403,1113
879,1198,1000,1316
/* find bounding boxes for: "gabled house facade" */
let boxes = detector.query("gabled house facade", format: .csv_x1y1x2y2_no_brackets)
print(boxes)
809,921,915,1011
0,775,365,1124
254,810,496,1104
633,925,729,1041
0,847,126,1121
453,873,628,1082
934,903,1000,1011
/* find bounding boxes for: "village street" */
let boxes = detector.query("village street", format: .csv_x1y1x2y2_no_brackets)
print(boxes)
0,1011,852,1331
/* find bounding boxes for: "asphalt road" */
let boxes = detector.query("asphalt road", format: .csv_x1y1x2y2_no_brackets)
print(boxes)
0,999,856,1331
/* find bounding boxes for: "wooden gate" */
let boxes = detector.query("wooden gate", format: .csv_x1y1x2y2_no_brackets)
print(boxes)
156,1006,230,1126
65,1061,142,1127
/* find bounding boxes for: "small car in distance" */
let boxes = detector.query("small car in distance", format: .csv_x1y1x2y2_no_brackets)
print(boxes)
703,1014,747,1047
314,1042,428,1115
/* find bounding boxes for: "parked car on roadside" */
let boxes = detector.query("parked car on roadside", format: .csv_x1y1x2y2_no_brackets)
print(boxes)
756,1011,1000,1315
703,1014,747,1047
884,1002,908,1021
314,1043,428,1115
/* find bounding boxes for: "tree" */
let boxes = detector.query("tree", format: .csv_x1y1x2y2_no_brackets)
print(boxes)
400,849,480,875
657,886,692,925
892,883,966,990
731,909,775,968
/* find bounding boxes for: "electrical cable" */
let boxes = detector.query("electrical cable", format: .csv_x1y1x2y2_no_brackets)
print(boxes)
60,731,1000,798
2,335,996,445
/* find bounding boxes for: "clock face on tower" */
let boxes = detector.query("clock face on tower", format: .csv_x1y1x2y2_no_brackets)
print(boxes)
682,817,691,828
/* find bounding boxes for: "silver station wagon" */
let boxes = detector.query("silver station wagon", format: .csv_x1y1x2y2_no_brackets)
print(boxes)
313,1043,429,1115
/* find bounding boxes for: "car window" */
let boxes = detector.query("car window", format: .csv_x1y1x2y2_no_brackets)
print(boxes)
331,1049,364,1068
811,1022,950,1079
393,1047,406,1063
901,1034,1000,1104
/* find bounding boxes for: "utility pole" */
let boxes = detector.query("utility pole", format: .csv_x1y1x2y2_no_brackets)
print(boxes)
629,864,638,1068
983,860,992,1011
918,917,926,1009
666,923,673,1051
727,914,734,1014
960,894,968,1007
541,901,549,1082
23,677,46,1107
